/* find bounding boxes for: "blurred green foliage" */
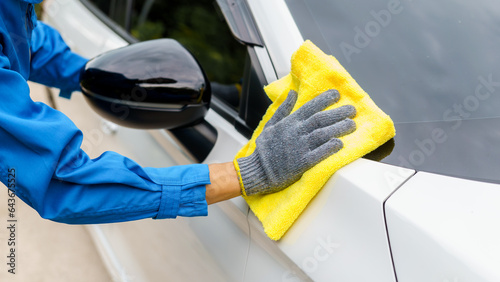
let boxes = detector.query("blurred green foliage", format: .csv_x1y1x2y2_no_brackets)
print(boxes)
34,4,43,18
131,21,164,40
89,0,246,84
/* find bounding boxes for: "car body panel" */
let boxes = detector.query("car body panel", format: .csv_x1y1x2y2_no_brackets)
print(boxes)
386,172,500,282
276,158,414,281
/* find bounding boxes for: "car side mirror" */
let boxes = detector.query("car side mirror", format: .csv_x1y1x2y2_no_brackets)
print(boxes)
80,39,211,129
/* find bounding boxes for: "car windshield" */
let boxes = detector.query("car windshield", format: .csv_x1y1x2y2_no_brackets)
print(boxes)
287,0,500,183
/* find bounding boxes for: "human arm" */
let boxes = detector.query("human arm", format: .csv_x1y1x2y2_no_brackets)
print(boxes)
0,21,207,223
0,59,209,223
0,65,354,222
0,17,235,223
25,21,357,203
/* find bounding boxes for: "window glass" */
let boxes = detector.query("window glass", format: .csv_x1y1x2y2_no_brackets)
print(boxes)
286,0,500,184
286,0,500,123
86,0,131,29
85,0,111,15
129,0,246,86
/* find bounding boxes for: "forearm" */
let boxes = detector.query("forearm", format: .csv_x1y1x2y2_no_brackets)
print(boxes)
206,163,241,205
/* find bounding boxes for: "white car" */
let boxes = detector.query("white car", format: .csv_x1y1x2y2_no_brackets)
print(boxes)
43,0,500,281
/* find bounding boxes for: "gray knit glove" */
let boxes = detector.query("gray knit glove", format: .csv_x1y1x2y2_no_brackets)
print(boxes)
236,89,356,196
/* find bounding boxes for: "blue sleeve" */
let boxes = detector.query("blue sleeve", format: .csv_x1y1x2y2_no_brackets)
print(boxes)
28,22,88,99
0,51,209,224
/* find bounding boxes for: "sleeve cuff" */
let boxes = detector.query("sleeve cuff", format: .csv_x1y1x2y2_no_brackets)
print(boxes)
155,183,208,219
153,164,210,219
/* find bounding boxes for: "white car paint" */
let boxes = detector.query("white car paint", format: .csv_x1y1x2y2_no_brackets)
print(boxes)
386,172,500,282
276,159,414,282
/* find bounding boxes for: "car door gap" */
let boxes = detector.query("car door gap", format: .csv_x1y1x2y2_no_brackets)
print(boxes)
241,205,252,282
383,170,417,282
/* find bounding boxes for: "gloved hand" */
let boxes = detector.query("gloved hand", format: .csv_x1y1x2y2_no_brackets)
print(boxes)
235,89,357,196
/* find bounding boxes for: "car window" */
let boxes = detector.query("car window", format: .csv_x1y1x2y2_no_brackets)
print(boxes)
85,0,246,107
131,1,246,85
286,0,500,124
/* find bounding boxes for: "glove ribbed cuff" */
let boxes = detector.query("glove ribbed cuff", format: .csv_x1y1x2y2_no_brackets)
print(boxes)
236,153,269,196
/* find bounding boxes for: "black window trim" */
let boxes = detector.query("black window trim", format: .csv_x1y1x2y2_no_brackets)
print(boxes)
215,0,263,47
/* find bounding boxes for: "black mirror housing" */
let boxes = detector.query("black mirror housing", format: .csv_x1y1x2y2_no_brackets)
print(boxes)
80,39,211,129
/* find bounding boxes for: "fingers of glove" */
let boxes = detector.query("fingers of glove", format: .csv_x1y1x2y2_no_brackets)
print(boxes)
306,138,344,166
332,118,356,137
303,105,356,133
265,90,298,129
293,89,340,120
307,118,356,149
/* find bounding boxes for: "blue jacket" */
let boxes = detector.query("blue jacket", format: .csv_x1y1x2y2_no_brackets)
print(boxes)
0,0,209,223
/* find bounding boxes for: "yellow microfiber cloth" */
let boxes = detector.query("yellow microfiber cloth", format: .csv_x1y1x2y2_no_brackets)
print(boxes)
234,40,395,240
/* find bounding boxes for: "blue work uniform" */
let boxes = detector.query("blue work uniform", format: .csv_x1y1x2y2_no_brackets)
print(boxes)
0,0,209,223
